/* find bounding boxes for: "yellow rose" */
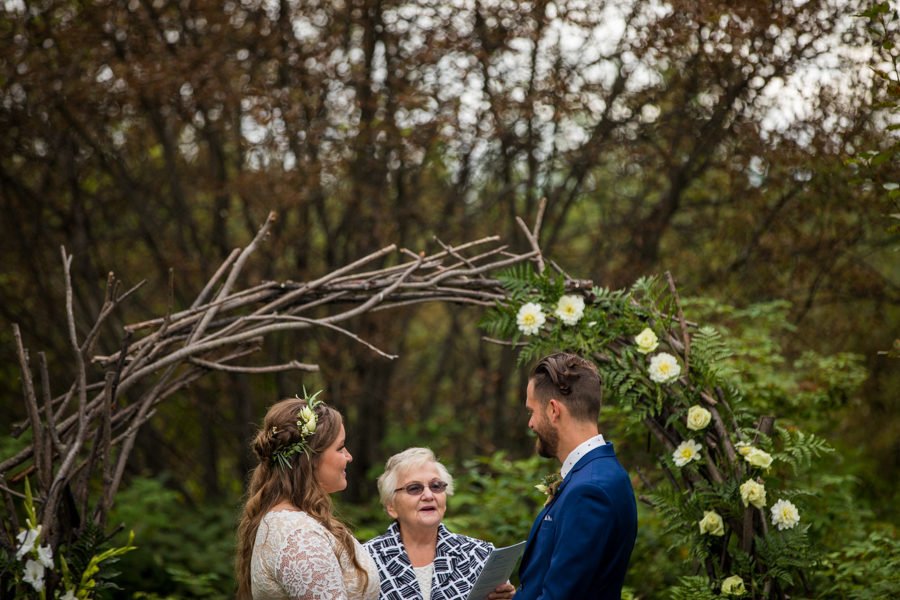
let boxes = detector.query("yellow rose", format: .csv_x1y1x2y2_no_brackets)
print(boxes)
740,479,767,509
735,442,752,457
634,328,659,354
698,510,725,536
686,405,712,431
721,575,745,596
745,447,773,469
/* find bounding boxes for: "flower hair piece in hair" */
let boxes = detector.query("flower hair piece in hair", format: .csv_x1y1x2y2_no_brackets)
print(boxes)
272,388,325,471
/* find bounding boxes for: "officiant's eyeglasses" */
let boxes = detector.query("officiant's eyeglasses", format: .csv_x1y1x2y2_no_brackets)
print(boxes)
394,481,449,495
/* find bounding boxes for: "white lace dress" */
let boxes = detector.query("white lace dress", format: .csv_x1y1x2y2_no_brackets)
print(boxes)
251,510,380,600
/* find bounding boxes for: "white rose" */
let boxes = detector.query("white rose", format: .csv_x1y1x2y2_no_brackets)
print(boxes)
516,302,546,335
740,479,767,509
634,328,659,354
721,575,745,596
698,510,725,536
672,439,702,467
554,295,585,326
745,447,773,469
648,353,681,383
770,499,801,530
686,405,712,431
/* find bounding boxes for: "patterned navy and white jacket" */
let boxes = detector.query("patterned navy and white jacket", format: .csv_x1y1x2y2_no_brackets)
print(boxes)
363,521,493,600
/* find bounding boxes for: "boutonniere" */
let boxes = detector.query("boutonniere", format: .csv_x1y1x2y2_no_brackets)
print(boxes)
535,472,562,506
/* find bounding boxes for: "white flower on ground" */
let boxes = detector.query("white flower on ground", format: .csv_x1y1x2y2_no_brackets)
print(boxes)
648,353,681,383
745,447,773,469
672,439,702,467
23,559,44,592
60,590,78,600
634,328,659,354
770,499,801,530
721,575,745,596
686,405,712,430
698,510,725,536
15,526,41,560
554,295,585,325
740,479,767,509
516,302,546,335
36,544,53,569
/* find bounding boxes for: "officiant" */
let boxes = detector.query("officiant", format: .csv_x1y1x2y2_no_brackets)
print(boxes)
364,447,515,600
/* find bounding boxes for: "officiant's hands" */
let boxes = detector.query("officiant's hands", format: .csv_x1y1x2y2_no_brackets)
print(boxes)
486,582,516,599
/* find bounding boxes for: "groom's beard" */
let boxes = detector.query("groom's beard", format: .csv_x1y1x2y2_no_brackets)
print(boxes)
534,421,559,459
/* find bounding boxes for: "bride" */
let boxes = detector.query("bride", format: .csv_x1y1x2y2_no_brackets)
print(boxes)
235,393,379,599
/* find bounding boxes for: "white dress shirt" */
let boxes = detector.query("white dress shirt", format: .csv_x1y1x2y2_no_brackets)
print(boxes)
560,434,607,479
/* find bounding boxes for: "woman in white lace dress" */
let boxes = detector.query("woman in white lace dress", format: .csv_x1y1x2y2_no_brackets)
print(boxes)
236,394,379,600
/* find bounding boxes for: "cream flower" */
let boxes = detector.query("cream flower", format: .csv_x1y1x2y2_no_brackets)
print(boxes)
648,353,681,383
770,499,801,530
634,328,659,354
721,575,745,596
745,447,773,469
698,510,725,536
740,479,767,509
35,544,53,569
735,442,752,457
673,439,702,467
297,406,317,436
554,295,585,326
516,302,546,335
15,526,41,560
60,590,77,600
23,559,44,592
686,405,712,430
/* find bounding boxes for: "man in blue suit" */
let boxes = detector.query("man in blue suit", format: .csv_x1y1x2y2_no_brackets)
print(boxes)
517,352,637,600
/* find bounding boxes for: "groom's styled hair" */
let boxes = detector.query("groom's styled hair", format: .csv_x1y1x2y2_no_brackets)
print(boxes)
530,352,602,422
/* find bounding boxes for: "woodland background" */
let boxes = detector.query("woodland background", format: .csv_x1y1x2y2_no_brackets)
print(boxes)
1,0,898,597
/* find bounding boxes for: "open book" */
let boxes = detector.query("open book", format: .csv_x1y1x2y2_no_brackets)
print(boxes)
465,541,527,600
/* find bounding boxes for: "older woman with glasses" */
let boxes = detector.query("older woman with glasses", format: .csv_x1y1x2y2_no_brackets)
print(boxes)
364,448,515,600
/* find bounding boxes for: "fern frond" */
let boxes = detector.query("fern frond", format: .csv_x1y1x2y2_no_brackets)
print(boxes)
774,428,835,474
496,264,541,300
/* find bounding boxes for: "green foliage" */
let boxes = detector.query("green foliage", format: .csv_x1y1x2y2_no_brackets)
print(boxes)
107,477,235,599
772,428,835,475
667,576,718,600
814,528,900,600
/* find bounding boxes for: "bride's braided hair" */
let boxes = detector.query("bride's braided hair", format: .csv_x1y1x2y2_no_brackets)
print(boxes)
235,397,368,598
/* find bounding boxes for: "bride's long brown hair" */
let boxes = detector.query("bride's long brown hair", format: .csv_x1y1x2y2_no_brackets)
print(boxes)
235,398,368,598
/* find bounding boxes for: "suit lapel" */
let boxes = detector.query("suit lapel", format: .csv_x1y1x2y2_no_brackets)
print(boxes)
520,444,616,570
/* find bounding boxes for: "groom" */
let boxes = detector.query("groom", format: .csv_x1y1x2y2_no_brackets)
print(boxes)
517,352,637,600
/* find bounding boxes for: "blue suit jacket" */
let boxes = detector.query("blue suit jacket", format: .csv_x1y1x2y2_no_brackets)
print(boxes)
517,443,637,600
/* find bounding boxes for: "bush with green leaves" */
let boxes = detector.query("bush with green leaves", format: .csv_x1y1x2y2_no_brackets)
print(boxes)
479,266,889,598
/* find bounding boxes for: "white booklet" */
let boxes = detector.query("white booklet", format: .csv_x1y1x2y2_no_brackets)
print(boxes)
465,540,527,600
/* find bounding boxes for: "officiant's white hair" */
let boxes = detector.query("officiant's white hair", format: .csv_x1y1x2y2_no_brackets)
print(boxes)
377,447,455,510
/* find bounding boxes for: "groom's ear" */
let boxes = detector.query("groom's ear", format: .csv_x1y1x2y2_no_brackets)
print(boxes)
546,398,563,422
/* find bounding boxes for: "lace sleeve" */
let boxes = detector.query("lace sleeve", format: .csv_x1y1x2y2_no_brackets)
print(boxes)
275,526,348,600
